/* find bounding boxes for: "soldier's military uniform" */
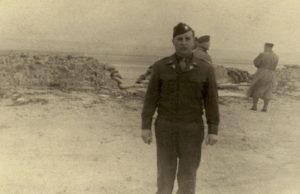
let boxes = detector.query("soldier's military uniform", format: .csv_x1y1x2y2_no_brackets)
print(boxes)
193,35,214,67
142,25,219,193
248,42,279,112
248,48,279,100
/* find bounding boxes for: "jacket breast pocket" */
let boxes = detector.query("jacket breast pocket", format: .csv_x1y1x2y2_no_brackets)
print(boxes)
187,77,206,98
160,74,177,96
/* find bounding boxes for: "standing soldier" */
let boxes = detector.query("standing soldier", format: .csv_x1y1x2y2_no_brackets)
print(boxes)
248,42,279,112
194,35,214,68
141,23,220,194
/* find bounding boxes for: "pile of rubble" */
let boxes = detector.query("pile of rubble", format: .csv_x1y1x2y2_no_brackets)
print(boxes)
0,53,123,91
275,65,300,94
215,65,251,84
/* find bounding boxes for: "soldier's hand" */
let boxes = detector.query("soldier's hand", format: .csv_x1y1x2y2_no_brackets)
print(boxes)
141,130,152,144
206,134,218,146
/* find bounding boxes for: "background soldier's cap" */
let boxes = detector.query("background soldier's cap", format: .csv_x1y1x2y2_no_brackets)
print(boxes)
173,22,194,38
197,35,210,43
265,42,274,48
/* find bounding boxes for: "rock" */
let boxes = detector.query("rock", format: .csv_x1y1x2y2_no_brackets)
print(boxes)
11,93,22,100
226,67,251,83
98,94,110,99
16,97,30,103
111,72,122,79
82,99,97,108
113,77,122,85
104,64,116,71
215,65,232,84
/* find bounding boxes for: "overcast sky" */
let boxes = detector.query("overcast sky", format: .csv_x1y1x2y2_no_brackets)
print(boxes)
0,0,300,62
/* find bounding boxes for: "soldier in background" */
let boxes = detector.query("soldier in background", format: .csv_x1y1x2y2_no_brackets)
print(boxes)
141,23,219,194
194,35,215,68
248,42,279,112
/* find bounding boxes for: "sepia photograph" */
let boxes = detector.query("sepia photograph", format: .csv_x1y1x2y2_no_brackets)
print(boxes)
0,0,299,194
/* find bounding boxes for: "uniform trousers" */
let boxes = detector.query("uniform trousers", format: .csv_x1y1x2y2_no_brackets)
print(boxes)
155,116,204,194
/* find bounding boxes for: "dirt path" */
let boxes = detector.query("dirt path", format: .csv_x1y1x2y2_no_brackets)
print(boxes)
0,91,299,194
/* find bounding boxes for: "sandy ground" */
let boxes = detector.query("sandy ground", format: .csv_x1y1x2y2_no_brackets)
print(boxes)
0,89,299,194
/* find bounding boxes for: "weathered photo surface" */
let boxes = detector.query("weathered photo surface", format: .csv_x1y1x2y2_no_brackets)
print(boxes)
0,0,299,194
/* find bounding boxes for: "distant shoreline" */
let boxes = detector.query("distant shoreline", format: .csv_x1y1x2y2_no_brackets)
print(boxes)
0,49,298,68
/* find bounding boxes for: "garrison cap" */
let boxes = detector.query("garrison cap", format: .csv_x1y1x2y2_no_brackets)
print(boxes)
197,35,210,43
173,22,194,38
265,42,274,48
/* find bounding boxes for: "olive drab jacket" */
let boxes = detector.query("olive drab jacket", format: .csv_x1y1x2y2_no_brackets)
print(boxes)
141,54,220,134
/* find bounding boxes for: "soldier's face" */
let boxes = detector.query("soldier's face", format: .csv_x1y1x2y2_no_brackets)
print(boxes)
172,31,195,56
264,45,272,52
196,41,210,50
202,42,210,50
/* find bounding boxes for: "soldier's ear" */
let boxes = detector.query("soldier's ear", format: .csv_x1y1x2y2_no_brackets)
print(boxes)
194,37,197,44
193,42,197,49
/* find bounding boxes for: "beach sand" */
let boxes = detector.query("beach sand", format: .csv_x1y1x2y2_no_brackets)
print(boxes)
0,88,299,194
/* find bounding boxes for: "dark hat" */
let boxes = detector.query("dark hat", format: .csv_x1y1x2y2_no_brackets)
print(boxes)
197,35,210,43
265,42,274,48
173,22,194,38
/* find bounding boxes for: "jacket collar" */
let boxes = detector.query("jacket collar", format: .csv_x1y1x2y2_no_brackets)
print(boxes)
196,46,208,52
165,54,199,69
